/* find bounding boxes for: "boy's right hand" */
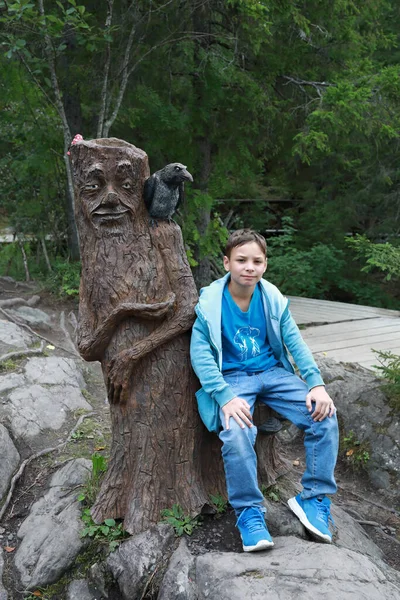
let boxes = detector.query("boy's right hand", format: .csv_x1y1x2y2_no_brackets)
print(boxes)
222,397,253,430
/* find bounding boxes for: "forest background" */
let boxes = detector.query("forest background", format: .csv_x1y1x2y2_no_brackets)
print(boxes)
0,0,399,308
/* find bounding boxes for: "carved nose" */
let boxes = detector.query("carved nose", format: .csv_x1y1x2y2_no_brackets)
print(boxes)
103,191,119,206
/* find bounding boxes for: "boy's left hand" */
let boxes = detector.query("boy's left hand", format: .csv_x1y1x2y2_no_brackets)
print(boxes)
306,386,336,421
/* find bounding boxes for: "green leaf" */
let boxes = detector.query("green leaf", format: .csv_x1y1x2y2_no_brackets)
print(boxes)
104,518,116,527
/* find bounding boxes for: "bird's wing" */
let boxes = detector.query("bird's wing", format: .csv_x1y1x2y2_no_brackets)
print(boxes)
177,182,185,211
144,175,156,209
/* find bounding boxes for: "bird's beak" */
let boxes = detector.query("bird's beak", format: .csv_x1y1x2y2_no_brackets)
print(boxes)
182,169,193,182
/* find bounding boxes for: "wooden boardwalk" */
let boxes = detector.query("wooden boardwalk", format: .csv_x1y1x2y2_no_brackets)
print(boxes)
288,296,400,370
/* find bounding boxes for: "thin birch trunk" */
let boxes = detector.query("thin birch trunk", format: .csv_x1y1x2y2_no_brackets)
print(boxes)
41,237,52,272
37,0,80,260
17,239,30,282
97,0,114,138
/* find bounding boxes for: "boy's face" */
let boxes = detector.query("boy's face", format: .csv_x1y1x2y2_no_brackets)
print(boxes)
223,241,267,289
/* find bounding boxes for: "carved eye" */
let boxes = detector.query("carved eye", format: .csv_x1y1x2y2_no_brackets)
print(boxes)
84,183,99,190
174,166,181,171
122,181,132,189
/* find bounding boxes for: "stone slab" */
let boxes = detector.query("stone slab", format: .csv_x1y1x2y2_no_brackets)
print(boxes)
195,536,400,600
15,459,92,589
0,424,20,500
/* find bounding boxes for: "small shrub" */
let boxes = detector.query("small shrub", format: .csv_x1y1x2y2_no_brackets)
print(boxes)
80,510,128,552
341,430,370,469
373,350,400,412
78,452,107,506
262,485,280,502
210,493,228,514
160,504,200,536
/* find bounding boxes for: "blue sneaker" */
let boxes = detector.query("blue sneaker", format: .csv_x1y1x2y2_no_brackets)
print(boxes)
288,494,334,543
236,507,274,552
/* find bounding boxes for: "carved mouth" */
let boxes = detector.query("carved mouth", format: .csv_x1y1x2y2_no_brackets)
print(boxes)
92,208,129,220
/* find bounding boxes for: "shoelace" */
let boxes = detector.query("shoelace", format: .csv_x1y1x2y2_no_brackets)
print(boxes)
238,510,265,533
317,502,335,529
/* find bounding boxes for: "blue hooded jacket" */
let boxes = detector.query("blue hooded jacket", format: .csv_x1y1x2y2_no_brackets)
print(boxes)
190,274,324,432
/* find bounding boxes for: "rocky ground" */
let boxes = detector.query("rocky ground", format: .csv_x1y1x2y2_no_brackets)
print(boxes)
0,275,399,599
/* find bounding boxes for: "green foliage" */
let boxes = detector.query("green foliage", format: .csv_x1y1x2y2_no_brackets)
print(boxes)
341,430,371,469
373,350,400,412
78,452,127,551
160,504,200,536
210,493,228,515
1,0,400,306
0,359,18,372
44,259,81,297
80,510,128,552
78,452,107,506
265,217,346,298
262,485,280,503
346,235,400,281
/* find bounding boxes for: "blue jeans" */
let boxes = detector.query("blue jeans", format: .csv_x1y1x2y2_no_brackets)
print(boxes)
219,366,339,514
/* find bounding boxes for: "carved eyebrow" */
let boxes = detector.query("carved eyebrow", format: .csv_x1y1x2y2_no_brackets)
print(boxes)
87,163,105,177
116,161,133,174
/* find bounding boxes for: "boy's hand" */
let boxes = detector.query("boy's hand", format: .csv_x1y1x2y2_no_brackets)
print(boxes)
306,386,336,421
222,397,253,430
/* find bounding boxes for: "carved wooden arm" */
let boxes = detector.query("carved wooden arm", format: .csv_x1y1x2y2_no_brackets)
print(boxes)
108,225,197,368
78,293,175,361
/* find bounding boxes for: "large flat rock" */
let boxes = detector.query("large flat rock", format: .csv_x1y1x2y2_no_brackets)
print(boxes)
195,537,400,600
0,320,33,355
15,459,92,589
0,424,20,500
0,357,91,443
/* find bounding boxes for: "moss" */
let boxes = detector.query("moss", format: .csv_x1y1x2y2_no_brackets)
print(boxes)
0,359,19,372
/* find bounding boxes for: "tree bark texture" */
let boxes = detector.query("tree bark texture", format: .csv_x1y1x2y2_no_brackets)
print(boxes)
69,138,288,534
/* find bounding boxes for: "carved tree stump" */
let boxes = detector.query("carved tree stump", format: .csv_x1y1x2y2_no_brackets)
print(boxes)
69,138,288,534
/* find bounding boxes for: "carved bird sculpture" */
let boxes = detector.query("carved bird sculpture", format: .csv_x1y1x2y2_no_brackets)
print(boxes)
144,163,193,224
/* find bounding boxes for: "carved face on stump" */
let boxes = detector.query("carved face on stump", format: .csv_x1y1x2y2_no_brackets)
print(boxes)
70,138,149,239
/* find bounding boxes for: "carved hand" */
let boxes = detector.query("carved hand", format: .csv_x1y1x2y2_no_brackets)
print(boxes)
106,341,150,404
119,292,175,320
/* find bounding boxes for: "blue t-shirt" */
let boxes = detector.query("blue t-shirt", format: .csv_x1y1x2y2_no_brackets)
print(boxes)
221,283,279,374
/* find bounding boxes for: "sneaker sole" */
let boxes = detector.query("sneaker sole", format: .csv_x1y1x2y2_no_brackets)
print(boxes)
287,497,332,543
243,539,274,552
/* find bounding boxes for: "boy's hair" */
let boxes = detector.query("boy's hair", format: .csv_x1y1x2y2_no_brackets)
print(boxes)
224,229,267,258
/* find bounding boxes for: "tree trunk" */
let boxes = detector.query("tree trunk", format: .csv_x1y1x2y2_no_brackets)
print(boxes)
69,137,288,534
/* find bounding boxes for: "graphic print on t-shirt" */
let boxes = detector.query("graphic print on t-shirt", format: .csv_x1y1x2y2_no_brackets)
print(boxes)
233,326,261,361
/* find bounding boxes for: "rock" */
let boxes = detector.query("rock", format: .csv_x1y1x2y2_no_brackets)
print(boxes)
0,357,91,443
107,524,174,600
0,373,25,395
6,384,91,440
317,357,400,498
195,537,400,600
158,539,197,600
14,459,92,589
0,424,20,500
24,357,86,388
26,295,41,307
332,503,384,560
0,550,8,600
8,306,51,329
67,579,97,600
88,562,108,598
0,320,33,355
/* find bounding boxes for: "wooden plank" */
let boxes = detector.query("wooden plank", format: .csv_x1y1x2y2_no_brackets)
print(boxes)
313,340,400,361
302,318,399,336
306,331,400,353
288,296,400,317
302,321,400,344
288,299,400,326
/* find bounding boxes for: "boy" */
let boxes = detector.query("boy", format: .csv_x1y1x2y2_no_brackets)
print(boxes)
190,229,339,552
